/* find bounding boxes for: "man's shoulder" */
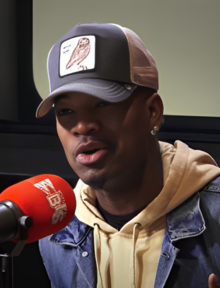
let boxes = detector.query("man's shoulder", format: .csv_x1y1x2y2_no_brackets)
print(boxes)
201,175,220,193
166,176,220,242
174,175,220,215
39,215,91,249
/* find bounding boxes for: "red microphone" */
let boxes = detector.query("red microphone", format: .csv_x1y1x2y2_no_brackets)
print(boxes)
0,174,76,244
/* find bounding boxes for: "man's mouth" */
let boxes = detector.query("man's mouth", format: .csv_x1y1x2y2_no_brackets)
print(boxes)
82,148,101,155
76,142,108,165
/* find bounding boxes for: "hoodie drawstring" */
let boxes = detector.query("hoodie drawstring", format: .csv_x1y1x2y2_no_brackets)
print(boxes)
94,223,111,288
94,224,104,288
130,223,141,288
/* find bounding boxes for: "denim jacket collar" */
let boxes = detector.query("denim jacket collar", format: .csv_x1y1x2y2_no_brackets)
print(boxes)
50,215,92,247
166,192,206,243
51,191,206,247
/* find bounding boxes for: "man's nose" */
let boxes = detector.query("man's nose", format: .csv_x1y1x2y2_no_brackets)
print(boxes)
72,116,100,136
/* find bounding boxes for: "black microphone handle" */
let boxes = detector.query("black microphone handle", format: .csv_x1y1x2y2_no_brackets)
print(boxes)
0,201,23,243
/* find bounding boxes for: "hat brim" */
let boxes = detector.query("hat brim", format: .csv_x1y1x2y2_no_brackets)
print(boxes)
36,78,137,118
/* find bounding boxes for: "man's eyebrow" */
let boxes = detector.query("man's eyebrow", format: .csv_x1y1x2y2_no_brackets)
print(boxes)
54,94,68,105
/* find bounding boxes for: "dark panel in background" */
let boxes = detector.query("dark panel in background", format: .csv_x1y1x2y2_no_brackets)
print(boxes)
0,0,219,287
0,0,18,122
158,115,220,166
0,1,77,287
0,132,78,187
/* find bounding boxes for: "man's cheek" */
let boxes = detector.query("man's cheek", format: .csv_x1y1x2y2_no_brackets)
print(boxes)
63,147,74,167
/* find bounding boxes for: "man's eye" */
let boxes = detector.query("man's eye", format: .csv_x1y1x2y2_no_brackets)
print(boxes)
96,101,110,108
58,109,73,115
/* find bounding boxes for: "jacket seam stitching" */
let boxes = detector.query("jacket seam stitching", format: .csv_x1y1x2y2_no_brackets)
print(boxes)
170,225,206,243
50,226,92,247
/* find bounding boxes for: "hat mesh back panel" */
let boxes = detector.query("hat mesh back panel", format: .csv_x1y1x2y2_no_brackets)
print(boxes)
121,27,158,91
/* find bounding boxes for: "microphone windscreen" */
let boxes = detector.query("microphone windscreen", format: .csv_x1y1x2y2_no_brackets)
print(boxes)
0,175,76,243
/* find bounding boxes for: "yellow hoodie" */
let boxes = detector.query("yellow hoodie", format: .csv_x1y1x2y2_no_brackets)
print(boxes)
74,141,220,288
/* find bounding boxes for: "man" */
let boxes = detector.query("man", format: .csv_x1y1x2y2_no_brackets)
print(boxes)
37,23,220,288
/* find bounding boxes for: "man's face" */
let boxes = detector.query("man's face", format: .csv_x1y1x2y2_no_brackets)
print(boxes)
55,88,154,191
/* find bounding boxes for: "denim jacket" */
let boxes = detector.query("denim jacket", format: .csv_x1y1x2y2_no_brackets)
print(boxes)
39,176,220,288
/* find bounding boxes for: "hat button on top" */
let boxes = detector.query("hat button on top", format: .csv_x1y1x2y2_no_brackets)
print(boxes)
82,251,89,257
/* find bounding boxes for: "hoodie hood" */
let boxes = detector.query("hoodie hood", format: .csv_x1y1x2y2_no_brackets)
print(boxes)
75,140,220,232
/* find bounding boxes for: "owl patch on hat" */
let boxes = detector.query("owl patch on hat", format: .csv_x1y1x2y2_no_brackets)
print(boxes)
60,35,95,77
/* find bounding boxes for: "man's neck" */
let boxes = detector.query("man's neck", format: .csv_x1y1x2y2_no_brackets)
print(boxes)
94,143,163,215
96,200,142,230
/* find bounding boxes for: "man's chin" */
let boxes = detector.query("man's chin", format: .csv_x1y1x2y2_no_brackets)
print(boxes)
81,176,107,190
77,169,108,190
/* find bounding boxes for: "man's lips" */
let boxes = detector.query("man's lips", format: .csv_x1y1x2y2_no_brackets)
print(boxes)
76,149,108,165
75,142,108,165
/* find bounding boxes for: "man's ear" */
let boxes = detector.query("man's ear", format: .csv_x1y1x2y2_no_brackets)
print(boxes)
147,93,164,130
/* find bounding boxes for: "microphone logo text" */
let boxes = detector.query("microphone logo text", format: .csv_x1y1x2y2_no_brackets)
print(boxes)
34,179,67,224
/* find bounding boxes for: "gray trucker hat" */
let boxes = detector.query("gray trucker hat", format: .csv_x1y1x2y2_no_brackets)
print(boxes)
36,23,158,118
